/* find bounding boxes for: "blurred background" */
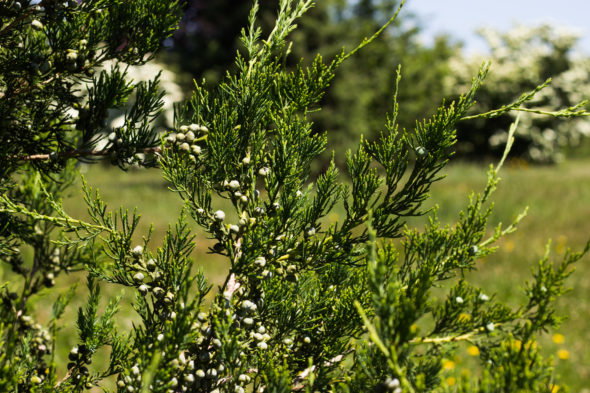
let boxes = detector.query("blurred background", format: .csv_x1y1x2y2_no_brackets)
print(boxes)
18,0,590,390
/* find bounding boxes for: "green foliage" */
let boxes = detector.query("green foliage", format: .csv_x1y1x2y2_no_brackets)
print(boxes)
163,0,457,167
1,1,589,392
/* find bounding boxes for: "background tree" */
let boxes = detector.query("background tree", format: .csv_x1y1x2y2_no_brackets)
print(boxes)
444,24,590,163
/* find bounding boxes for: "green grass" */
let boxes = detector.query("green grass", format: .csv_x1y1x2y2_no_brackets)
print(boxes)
4,158,590,391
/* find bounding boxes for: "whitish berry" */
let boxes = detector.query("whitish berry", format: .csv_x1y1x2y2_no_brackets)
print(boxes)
180,142,190,152
185,131,195,142
242,300,257,312
242,156,250,165
31,20,44,30
196,370,205,378
138,284,148,295
243,317,254,326
131,245,143,256
455,296,464,304
191,145,202,154
258,167,270,176
303,336,311,344
229,224,240,233
479,293,489,302
214,210,225,221
254,257,266,267
157,333,164,341
228,180,240,190
283,338,293,345
131,365,140,376
179,125,189,133
197,312,208,322
133,272,145,282
146,259,157,272
175,133,185,141
257,342,268,350
415,146,427,156
66,51,78,61
486,322,495,332
385,377,400,389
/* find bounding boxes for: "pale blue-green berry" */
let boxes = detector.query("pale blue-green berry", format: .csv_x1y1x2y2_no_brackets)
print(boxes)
146,259,157,272
416,146,427,156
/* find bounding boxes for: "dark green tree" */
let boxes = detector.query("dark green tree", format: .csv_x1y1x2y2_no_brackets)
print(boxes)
1,1,589,392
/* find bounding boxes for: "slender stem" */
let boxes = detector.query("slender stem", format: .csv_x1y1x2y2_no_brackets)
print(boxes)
13,146,163,162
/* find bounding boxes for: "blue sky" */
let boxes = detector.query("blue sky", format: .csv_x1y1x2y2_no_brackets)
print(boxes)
403,0,590,54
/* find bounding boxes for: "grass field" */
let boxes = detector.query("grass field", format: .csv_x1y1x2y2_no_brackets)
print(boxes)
6,157,590,391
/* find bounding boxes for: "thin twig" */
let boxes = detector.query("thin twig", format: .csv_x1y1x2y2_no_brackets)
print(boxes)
13,146,163,161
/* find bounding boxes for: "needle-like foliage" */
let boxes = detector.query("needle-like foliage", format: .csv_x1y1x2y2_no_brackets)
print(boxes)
1,1,589,392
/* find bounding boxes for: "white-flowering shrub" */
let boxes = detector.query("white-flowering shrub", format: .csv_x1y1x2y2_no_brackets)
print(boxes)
445,24,590,162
